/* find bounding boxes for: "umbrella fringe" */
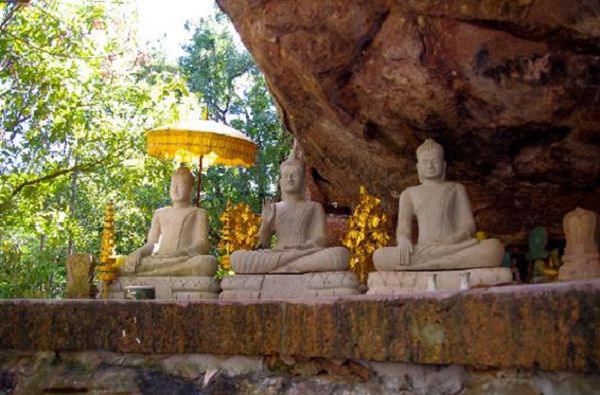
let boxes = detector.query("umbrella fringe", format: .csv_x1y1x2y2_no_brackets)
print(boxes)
147,129,257,167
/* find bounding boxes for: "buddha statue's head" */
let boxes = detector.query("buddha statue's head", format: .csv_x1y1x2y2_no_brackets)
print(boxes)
279,151,306,198
416,138,446,183
170,165,195,204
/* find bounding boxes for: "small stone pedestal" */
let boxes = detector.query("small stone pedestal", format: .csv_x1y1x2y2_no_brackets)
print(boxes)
107,276,220,300
367,267,512,295
220,271,360,300
559,254,600,281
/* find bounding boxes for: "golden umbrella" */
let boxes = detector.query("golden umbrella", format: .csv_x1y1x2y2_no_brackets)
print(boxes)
146,118,258,206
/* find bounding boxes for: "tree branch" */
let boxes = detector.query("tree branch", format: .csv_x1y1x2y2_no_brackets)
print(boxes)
4,144,128,203
0,2,25,34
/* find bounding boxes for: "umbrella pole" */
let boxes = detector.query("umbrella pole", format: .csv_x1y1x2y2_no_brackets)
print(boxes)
196,155,203,207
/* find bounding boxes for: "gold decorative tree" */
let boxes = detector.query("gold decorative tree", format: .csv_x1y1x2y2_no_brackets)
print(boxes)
218,200,262,271
96,201,119,297
341,186,390,283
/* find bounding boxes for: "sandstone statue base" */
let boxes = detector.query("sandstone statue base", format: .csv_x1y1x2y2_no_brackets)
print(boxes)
220,271,360,300
107,276,220,300
367,268,512,295
558,254,600,281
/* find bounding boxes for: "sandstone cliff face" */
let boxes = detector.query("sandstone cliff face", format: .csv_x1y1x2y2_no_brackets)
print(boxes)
217,0,600,243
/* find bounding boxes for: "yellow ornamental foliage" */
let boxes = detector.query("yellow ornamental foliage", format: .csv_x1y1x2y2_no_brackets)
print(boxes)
368,215,381,229
218,201,262,271
355,232,365,245
96,201,119,297
341,186,391,283
220,255,231,271
357,213,368,228
99,202,115,265
346,230,360,241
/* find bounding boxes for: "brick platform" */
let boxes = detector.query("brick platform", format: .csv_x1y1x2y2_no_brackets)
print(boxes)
1,280,599,372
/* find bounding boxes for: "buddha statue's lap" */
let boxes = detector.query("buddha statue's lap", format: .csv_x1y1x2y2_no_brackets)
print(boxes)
374,238,504,271
373,139,504,272
230,154,350,275
132,254,217,276
130,233,218,276
231,246,350,274
120,166,218,277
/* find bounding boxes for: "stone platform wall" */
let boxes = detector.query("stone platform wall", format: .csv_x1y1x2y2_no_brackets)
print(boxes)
1,280,599,394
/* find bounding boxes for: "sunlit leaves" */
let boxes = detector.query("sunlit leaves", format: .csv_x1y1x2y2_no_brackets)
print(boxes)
0,0,199,298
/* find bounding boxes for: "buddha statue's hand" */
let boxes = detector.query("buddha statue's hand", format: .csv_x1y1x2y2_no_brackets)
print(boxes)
396,236,413,265
124,252,140,273
261,197,276,227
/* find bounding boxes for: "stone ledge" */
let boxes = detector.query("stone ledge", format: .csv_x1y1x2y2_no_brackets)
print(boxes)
0,280,599,373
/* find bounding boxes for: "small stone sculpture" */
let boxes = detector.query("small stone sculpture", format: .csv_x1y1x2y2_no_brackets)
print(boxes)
528,226,548,261
373,138,504,271
230,152,350,274
558,207,600,281
65,254,95,299
120,165,217,277
527,226,558,281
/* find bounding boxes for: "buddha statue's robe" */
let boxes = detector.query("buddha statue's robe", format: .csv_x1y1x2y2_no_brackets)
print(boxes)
374,182,504,271
121,206,217,277
230,201,350,274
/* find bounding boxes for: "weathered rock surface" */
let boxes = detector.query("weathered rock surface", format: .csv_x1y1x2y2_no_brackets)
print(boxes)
1,351,600,394
216,0,600,244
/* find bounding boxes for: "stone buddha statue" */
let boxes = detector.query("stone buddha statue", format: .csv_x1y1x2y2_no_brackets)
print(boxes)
120,165,218,277
230,153,350,274
558,207,600,281
373,139,504,271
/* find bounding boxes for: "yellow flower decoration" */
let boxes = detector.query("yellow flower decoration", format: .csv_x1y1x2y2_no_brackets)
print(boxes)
341,186,390,283
96,202,119,297
218,200,262,271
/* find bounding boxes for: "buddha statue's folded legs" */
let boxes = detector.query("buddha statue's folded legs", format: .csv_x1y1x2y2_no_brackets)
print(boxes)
231,246,350,274
373,238,504,271
122,255,218,277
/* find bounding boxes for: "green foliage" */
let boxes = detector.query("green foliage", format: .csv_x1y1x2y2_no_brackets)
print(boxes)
0,1,199,298
180,11,292,239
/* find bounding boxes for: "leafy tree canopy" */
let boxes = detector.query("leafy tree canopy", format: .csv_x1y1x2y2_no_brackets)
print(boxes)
0,0,200,297
0,2,291,298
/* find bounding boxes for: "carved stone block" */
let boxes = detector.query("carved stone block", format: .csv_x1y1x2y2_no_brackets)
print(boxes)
367,268,513,295
107,276,220,299
220,271,361,300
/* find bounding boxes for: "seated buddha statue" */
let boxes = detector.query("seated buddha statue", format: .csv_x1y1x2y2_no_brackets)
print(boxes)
230,153,350,274
120,165,218,277
373,138,504,271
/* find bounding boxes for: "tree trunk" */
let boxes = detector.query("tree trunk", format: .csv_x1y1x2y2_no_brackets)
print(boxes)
67,157,78,256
